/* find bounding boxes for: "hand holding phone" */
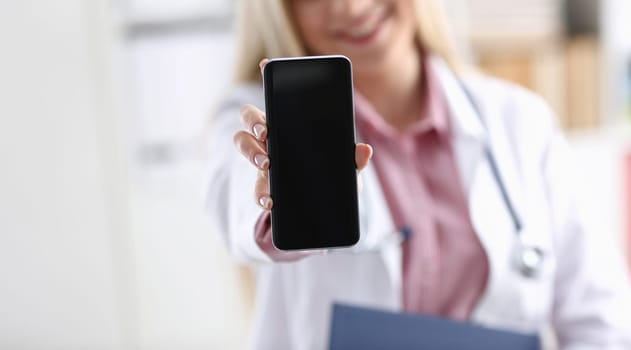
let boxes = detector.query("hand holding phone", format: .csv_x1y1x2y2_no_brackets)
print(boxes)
263,55,362,250
233,56,372,251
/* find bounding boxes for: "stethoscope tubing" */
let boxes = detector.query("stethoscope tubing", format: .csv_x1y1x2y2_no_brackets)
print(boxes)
457,77,544,278
457,78,523,233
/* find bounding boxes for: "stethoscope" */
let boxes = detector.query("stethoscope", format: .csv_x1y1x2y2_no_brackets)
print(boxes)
350,78,545,279
458,78,545,279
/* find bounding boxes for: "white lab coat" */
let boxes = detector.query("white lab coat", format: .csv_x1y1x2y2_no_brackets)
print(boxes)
205,57,631,350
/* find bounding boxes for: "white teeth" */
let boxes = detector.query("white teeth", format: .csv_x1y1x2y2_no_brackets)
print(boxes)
347,13,382,39
350,22,376,38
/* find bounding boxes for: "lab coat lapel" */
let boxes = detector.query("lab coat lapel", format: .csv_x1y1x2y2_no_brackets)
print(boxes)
431,58,520,324
355,132,402,305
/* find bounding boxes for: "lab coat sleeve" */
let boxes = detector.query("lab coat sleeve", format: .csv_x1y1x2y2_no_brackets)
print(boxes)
204,91,273,265
543,119,631,349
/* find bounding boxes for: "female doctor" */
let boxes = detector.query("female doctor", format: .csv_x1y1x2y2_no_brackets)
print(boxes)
206,0,631,349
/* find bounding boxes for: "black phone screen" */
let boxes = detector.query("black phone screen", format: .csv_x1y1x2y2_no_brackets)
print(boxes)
263,56,360,251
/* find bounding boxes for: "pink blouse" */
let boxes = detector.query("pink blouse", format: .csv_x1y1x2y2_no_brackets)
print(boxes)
254,58,489,320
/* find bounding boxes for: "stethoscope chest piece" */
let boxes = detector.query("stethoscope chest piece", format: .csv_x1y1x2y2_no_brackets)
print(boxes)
513,242,544,279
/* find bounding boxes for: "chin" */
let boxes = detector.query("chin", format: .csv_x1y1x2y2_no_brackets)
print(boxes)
346,51,390,74
344,28,413,73
345,41,409,76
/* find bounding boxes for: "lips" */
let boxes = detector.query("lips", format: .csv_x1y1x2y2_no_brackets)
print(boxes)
336,5,389,45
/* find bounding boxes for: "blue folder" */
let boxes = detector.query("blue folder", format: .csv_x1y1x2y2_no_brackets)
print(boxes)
329,304,540,350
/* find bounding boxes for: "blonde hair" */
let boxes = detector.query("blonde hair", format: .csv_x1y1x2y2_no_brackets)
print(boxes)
233,0,459,83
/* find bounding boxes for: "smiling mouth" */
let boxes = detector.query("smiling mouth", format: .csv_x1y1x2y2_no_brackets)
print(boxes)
338,5,390,44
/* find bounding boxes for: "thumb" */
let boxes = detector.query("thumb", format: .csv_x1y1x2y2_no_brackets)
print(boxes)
355,143,373,172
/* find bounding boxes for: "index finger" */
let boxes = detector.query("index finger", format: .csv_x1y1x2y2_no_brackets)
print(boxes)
240,104,267,141
259,58,269,75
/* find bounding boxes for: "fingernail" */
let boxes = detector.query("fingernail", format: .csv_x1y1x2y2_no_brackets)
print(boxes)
254,154,269,169
253,124,266,140
259,196,272,210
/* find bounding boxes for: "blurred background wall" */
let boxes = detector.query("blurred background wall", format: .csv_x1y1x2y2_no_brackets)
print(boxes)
0,0,630,349
0,1,131,349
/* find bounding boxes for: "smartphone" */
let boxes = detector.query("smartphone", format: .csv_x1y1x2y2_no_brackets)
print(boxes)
263,55,360,251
